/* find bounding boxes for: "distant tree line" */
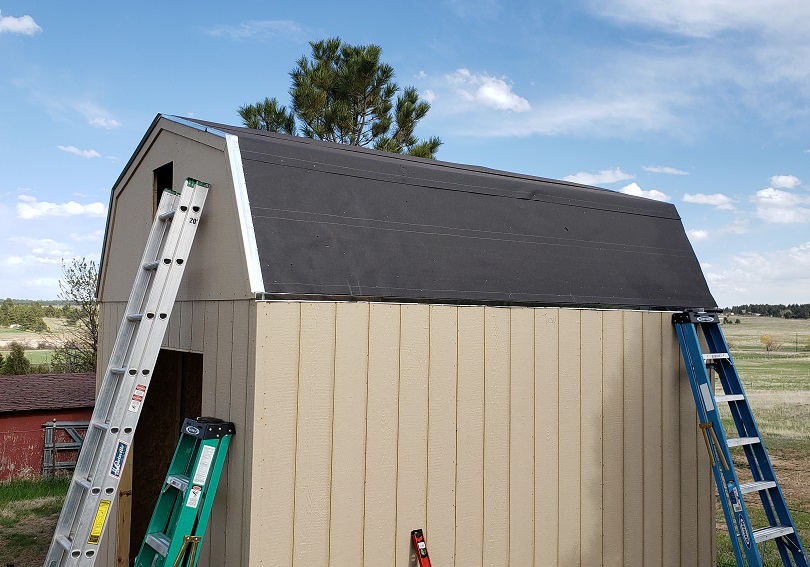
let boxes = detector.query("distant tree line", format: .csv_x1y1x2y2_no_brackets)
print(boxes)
726,304,810,319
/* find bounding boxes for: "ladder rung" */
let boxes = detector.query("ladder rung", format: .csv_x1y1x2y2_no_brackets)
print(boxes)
703,352,730,360
91,421,109,431
143,260,160,271
739,480,777,494
158,209,176,221
715,394,745,403
56,535,73,551
75,477,91,490
753,525,794,543
727,436,760,447
111,367,127,375
127,313,144,322
145,533,171,557
166,474,189,493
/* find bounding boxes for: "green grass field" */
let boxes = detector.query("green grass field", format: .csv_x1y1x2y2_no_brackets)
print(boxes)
715,317,810,566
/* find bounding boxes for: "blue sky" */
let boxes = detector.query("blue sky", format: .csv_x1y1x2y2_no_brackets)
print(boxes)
1,0,809,307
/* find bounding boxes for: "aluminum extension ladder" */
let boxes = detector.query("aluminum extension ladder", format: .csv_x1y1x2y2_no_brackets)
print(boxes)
45,178,209,566
134,417,234,567
673,309,809,566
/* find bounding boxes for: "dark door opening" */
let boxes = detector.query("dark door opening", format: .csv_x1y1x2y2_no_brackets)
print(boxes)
129,349,202,564
153,162,174,212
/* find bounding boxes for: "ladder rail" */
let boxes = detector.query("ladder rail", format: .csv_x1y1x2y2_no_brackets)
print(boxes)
46,180,209,567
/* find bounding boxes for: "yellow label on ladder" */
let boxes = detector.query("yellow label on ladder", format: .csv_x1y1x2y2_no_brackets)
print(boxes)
87,500,111,545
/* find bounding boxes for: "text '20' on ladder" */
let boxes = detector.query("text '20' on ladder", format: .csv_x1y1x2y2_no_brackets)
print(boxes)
134,417,235,567
673,309,809,567
45,178,210,567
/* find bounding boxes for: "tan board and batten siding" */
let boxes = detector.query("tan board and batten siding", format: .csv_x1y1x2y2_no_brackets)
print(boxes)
249,302,714,567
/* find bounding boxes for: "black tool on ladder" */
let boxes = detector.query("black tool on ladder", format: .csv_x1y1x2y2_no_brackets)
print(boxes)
134,417,235,567
411,529,433,567
673,309,809,567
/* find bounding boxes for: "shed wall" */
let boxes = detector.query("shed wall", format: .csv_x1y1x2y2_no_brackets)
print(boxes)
249,302,714,566
96,299,255,566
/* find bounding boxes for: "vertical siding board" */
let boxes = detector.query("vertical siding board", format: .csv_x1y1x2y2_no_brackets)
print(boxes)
427,306,458,567
209,301,234,565
509,308,535,566
190,301,205,353
293,302,336,567
329,303,370,567
225,300,250,564
198,300,219,565
661,315,681,567
483,307,510,567
249,302,299,565
622,311,643,566
364,304,400,566
679,346,698,567
242,301,257,565
455,307,485,567
557,309,581,566
535,308,559,566
396,304,430,567
580,310,603,566
642,313,663,565
601,310,624,567
179,301,193,350
166,301,181,349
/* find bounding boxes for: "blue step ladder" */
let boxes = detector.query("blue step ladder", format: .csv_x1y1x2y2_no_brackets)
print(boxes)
673,309,809,566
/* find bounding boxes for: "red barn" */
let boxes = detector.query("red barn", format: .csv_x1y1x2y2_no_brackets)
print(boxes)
0,373,95,481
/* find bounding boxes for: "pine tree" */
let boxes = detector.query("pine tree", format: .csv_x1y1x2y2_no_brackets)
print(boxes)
3,342,31,375
239,37,441,159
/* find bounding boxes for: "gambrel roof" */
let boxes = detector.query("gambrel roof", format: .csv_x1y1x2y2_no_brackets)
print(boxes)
105,115,717,310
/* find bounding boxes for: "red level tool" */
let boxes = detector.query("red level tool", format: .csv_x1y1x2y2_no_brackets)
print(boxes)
411,529,432,567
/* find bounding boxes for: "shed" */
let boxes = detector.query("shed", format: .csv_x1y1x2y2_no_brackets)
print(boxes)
96,114,718,566
0,372,94,481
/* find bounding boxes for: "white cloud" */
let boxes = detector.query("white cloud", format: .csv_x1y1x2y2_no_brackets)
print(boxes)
687,229,709,241
7,236,74,258
447,69,530,112
619,182,671,201
89,117,121,129
643,165,688,175
682,193,736,210
720,220,750,234
563,167,634,185
16,196,106,220
705,241,810,305
769,174,801,189
0,11,42,35
69,230,104,242
421,89,437,103
205,20,305,40
753,187,810,223
591,0,810,38
57,145,101,159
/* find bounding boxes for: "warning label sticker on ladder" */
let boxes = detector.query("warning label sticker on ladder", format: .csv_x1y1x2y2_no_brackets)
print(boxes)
128,384,147,413
186,485,202,509
192,445,215,485
87,500,111,545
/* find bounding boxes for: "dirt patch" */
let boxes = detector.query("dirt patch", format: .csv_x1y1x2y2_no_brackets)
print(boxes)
0,496,63,565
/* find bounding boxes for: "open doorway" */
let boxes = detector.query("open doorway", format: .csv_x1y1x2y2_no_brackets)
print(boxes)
129,348,202,564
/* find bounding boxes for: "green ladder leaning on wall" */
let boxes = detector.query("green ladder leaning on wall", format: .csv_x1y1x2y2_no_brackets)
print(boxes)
134,417,235,567
673,309,809,567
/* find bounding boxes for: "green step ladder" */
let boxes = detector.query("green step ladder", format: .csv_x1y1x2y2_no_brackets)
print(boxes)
673,310,809,567
134,417,235,567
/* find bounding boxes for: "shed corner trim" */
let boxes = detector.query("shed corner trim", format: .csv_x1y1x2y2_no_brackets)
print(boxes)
225,134,264,294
